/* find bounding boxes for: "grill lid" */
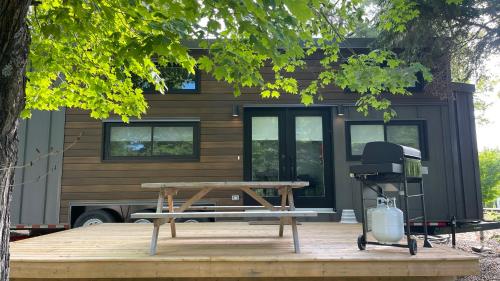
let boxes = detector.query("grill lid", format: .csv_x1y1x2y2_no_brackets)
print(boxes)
361,142,421,164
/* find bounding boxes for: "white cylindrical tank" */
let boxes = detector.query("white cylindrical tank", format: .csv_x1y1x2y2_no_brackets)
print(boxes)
366,207,374,231
371,197,404,244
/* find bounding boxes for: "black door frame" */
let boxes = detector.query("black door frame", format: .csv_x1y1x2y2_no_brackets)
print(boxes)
243,107,335,208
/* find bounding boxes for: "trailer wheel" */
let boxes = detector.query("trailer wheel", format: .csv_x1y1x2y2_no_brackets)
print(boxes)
409,238,418,255
74,210,116,227
133,218,152,224
357,234,366,250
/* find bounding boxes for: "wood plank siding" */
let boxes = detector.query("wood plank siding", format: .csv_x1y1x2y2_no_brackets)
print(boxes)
60,52,478,224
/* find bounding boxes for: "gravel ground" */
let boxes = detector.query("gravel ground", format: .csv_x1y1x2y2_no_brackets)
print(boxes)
431,229,500,281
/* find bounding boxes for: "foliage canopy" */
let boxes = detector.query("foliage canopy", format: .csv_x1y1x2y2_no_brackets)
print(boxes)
26,0,446,122
373,0,499,99
479,149,500,207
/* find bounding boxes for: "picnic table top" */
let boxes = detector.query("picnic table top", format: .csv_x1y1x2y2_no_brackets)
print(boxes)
141,181,309,189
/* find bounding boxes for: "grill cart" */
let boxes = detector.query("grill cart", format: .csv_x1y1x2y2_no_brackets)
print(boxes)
349,142,432,255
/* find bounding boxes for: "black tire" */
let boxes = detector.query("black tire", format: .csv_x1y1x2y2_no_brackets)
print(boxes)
131,209,154,223
409,238,418,255
177,218,211,223
133,218,152,224
357,234,367,250
74,210,116,227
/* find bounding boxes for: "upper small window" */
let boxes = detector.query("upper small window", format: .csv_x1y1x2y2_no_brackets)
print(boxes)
346,120,427,160
133,64,200,94
103,121,200,161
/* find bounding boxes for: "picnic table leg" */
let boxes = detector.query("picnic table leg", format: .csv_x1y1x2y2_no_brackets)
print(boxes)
150,220,160,255
241,187,276,210
291,217,300,253
177,187,213,212
279,187,288,237
167,194,176,238
156,189,164,212
149,189,166,255
287,189,300,253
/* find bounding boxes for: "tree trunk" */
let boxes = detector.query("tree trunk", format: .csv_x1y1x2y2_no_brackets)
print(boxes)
0,1,31,280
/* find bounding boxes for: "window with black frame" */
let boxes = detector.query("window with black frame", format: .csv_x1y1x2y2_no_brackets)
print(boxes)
346,120,427,160
132,64,200,94
103,121,200,161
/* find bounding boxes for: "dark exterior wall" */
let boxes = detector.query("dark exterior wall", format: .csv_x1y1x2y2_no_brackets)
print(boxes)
11,110,65,225
60,57,480,223
447,84,482,220
335,102,479,222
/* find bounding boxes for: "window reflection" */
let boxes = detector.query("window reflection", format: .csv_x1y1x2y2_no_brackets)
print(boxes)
295,117,325,197
251,116,279,197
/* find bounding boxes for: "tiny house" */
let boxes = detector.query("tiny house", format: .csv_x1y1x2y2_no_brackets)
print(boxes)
12,39,483,230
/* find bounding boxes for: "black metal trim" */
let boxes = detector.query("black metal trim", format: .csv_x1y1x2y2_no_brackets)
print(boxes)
103,117,200,123
243,107,335,208
141,68,201,94
345,120,429,161
102,121,200,162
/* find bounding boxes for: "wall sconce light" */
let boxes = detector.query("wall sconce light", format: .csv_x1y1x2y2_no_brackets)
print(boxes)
337,105,345,116
232,105,240,117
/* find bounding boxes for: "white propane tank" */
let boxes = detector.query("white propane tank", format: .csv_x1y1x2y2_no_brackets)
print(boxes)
371,197,404,244
366,208,374,231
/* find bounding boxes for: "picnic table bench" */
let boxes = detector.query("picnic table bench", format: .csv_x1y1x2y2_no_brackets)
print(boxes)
131,181,317,255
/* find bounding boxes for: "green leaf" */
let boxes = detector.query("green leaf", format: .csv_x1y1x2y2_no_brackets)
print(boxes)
20,109,32,119
284,0,313,21
197,56,214,72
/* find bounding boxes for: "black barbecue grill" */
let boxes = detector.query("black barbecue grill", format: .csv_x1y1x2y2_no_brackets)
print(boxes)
349,141,432,255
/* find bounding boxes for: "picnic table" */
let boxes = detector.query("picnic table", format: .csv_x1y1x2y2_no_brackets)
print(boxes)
131,181,317,255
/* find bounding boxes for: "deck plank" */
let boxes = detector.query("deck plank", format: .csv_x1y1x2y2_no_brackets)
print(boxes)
10,222,478,280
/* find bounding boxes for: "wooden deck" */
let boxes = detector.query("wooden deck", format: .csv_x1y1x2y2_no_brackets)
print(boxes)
10,222,478,281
